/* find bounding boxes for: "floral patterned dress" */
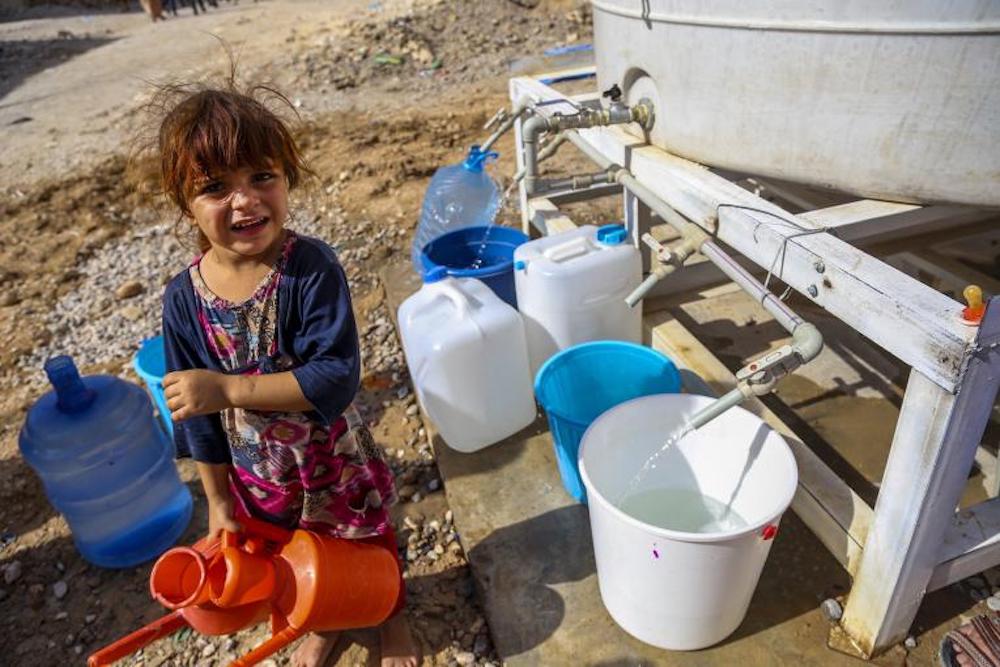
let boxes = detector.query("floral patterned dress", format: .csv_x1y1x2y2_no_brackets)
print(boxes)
189,232,396,539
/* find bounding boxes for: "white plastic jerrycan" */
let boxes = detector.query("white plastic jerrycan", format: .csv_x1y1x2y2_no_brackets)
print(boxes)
514,224,642,377
397,267,536,452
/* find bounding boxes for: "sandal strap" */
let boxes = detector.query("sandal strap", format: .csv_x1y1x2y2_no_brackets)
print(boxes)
973,615,1000,660
946,616,1000,667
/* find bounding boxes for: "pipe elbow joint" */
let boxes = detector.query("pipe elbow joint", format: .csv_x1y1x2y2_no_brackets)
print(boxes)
792,322,824,363
523,115,551,142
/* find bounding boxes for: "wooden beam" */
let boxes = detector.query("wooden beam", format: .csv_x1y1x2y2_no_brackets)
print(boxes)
841,298,1000,657
892,249,1000,298
509,75,976,393
526,197,577,236
929,497,1000,591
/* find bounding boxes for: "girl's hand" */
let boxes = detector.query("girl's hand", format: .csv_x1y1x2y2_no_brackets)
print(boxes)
163,369,236,421
206,493,241,538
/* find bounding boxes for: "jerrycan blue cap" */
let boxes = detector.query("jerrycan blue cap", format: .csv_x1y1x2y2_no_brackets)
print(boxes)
597,223,628,245
462,144,499,173
423,266,449,284
44,355,96,413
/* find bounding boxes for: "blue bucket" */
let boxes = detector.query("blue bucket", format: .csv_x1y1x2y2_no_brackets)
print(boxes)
419,225,529,308
534,341,682,503
134,336,173,436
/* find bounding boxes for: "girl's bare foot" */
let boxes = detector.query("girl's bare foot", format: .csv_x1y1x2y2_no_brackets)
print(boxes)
380,613,421,667
290,631,341,667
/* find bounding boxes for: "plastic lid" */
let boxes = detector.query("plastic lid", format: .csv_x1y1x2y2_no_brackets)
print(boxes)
596,223,628,245
44,355,96,413
462,144,500,173
423,266,449,284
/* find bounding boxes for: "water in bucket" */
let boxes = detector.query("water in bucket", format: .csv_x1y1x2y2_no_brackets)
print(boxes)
618,488,748,533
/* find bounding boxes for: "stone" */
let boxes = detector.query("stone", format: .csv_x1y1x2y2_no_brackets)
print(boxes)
904,636,917,649
202,643,217,657
988,594,1000,612
4,560,22,584
53,580,68,599
114,280,145,300
406,404,419,416
455,650,476,666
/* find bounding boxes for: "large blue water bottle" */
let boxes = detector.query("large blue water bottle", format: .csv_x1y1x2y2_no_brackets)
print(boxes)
19,356,193,568
411,144,501,272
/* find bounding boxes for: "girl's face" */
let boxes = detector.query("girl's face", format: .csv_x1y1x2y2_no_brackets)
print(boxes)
187,163,289,262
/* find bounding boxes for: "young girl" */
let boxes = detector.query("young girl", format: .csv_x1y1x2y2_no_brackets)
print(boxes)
155,84,421,667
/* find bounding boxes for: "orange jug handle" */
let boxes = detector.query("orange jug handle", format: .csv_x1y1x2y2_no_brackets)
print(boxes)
230,625,304,667
237,516,293,545
87,610,187,666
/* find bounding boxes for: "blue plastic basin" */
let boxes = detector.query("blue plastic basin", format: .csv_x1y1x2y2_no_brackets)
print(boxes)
419,225,529,308
134,335,173,436
534,341,682,503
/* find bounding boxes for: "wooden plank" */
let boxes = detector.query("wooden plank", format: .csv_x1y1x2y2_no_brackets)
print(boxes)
645,311,872,577
527,197,577,236
841,298,1000,657
510,75,976,393
893,249,1000,298
546,182,622,206
929,497,1000,591
798,200,921,229
509,78,531,235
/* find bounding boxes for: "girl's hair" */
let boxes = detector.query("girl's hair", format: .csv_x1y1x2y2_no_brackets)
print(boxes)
151,82,311,251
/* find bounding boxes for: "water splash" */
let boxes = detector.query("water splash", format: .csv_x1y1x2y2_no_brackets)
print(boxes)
469,173,513,270
617,420,693,504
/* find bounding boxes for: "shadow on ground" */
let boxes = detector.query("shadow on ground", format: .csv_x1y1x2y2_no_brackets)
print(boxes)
0,35,117,103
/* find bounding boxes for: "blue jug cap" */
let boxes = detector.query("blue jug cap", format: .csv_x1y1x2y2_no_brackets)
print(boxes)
462,144,499,173
597,223,628,245
44,355,95,413
423,266,449,284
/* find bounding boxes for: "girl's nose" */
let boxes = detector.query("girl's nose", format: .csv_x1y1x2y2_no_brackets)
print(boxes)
231,186,259,210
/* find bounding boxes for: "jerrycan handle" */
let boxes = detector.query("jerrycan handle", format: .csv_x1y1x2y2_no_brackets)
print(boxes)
435,282,473,319
543,236,592,264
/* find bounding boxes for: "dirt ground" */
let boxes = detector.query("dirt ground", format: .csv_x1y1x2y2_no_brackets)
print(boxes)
0,0,592,664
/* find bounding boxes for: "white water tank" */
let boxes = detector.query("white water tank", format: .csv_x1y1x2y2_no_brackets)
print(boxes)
397,269,536,452
514,224,642,377
592,0,1000,207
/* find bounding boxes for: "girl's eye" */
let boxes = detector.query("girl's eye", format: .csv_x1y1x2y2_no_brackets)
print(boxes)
200,181,224,195
253,171,275,183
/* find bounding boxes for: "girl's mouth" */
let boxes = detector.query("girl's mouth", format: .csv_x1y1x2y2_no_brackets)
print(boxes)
231,216,268,235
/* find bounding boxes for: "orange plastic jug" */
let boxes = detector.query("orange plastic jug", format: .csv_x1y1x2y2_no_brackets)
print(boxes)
88,516,402,667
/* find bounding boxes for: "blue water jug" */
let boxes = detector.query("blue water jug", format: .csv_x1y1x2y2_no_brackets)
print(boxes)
411,144,501,273
18,356,192,568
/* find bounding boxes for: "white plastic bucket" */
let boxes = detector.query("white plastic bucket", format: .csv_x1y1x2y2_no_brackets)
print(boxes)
579,394,798,650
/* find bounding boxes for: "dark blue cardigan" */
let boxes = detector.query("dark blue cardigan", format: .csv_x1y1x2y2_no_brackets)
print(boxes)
161,234,360,464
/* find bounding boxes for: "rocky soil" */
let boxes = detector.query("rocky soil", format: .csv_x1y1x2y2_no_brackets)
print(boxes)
0,1,593,664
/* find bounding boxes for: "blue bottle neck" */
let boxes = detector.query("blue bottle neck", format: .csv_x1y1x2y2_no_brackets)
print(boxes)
44,356,96,414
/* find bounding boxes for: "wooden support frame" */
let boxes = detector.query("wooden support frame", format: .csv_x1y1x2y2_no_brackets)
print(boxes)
509,68,1000,659
510,74,976,394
